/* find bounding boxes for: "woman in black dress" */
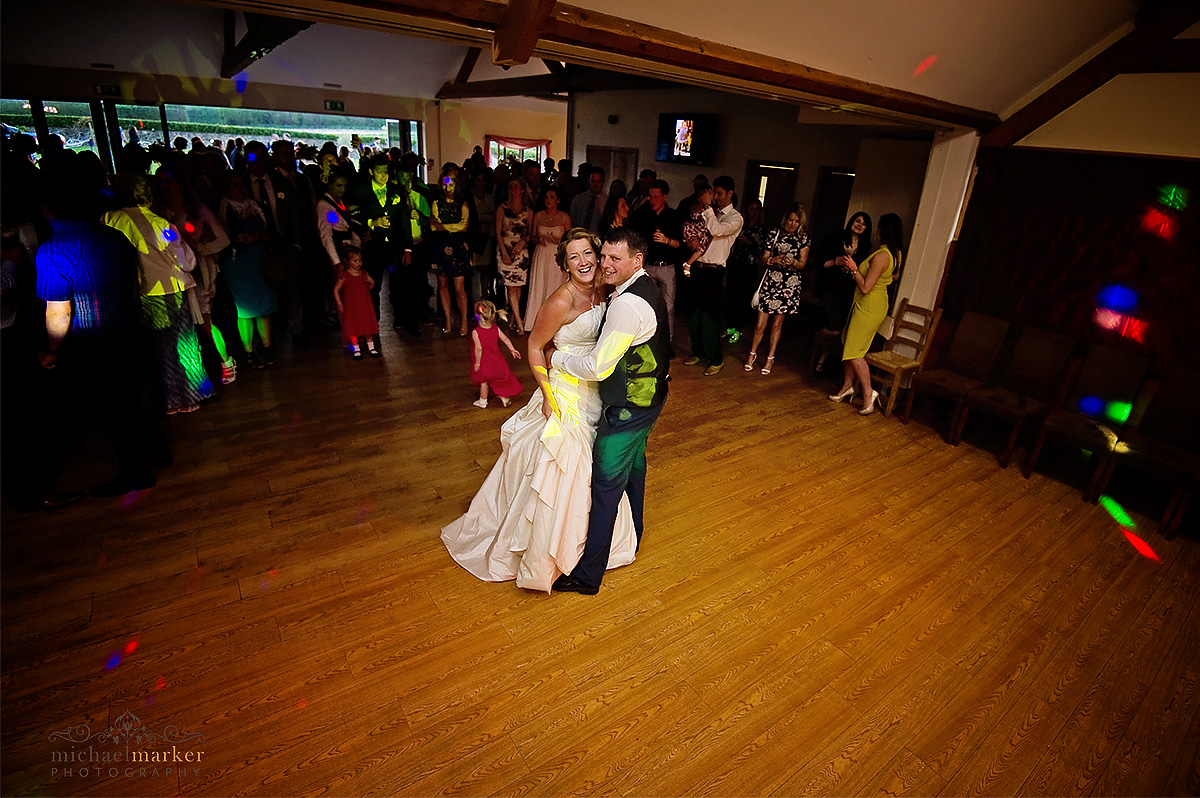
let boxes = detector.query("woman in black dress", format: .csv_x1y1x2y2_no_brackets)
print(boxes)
429,166,473,336
813,211,871,371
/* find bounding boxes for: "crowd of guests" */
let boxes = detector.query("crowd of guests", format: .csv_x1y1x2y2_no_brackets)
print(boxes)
1,124,903,510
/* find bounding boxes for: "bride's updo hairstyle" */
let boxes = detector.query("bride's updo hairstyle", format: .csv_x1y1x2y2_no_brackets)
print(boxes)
555,227,603,287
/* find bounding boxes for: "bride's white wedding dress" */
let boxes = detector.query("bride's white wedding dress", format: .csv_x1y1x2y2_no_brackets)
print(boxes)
441,305,637,592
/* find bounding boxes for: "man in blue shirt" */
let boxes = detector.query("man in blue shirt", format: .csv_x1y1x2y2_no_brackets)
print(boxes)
35,156,165,498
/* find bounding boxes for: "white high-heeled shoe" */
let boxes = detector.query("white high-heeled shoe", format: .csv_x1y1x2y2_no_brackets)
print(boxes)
828,385,855,403
859,390,881,415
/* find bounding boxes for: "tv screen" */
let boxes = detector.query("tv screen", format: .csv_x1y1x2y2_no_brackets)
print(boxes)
656,113,717,166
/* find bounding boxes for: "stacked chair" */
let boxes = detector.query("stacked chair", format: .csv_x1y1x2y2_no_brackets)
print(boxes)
864,299,942,417
1091,366,1200,537
901,311,1011,443
1025,343,1152,502
961,327,1077,468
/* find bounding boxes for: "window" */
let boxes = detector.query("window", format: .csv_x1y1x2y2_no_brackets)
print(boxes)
486,135,548,168
115,104,165,149
2,98,99,156
3,98,424,176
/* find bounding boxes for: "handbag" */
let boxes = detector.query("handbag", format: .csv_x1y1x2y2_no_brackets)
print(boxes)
749,269,768,309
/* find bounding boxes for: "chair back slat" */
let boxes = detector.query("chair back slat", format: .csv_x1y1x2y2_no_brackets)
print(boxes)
998,327,1076,403
884,300,942,366
944,312,1011,380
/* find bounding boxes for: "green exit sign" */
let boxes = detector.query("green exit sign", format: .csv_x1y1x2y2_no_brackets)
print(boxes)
324,100,345,112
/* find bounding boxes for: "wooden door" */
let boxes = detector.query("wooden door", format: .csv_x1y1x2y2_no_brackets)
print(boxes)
742,160,798,228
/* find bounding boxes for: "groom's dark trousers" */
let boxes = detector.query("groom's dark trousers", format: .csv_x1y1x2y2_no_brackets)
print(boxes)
571,400,665,587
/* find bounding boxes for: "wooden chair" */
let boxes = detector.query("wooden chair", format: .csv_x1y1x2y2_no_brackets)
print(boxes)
1025,343,1152,502
901,311,1011,443
963,327,1077,468
1095,366,1200,537
864,299,942,417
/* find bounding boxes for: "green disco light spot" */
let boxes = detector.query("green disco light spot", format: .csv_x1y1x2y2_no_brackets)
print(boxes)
1100,495,1135,528
1158,184,1189,211
1106,401,1132,424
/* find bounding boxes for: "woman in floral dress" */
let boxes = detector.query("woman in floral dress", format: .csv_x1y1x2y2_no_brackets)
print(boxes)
744,203,810,376
495,179,533,335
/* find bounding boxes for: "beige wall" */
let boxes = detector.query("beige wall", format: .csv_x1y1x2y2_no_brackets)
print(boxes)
436,101,567,167
571,87,864,215
845,138,933,247
1017,73,1200,160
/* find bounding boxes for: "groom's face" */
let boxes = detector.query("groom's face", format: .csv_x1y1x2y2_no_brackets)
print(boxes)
600,241,642,286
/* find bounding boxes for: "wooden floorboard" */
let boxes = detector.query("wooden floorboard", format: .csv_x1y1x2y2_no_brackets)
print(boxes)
2,327,1197,796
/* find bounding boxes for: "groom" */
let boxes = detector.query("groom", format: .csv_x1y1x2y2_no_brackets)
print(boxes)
550,228,671,595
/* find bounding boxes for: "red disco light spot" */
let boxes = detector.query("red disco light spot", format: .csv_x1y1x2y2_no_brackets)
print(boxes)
124,639,138,655
156,677,166,690
1142,207,1178,241
184,222,195,233
1122,529,1161,562
912,54,938,76
1121,316,1148,344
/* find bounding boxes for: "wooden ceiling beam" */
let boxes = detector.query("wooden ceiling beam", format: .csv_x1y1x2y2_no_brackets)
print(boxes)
195,0,999,128
453,46,481,84
492,0,557,66
540,5,999,129
981,0,1200,148
220,12,313,78
436,68,673,99
1138,38,1200,73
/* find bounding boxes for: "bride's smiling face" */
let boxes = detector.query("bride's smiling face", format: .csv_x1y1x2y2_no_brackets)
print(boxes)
564,238,598,286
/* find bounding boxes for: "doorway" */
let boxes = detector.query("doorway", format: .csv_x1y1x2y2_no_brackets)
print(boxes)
809,166,857,246
742,160,799,227
586,146,638,193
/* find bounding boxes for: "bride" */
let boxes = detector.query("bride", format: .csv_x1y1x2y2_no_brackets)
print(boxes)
441,229,638,592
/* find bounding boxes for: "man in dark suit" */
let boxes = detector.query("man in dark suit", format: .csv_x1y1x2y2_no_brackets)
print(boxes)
350,154,418,336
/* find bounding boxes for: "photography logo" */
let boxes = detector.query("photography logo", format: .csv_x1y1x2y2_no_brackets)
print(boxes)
48,709,206,781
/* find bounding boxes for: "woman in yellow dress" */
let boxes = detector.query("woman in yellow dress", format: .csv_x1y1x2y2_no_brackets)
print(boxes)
829,212,903,415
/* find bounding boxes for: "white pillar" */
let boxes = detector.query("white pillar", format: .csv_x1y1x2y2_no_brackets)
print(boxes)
900,128,980,309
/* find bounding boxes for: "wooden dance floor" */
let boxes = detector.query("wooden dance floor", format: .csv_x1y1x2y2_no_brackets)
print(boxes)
2,325,1198,797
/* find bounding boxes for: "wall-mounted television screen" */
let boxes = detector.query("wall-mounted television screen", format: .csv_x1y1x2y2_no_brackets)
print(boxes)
655,113,717,166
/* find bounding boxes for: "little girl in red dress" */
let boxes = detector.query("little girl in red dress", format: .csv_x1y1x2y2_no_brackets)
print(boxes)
333,246,380,359
470,300,523,408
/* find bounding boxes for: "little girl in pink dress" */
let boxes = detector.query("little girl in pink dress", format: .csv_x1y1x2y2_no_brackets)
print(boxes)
333,246,379,359
470,301,523,407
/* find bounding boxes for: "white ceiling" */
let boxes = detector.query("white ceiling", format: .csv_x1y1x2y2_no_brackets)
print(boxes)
0,0,1178,128
566,0,1144,115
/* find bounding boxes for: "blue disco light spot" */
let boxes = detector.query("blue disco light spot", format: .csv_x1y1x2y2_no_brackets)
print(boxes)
234,72,248,93
162,229,178,242
327,211,339,224
1097,284,1138,313
1079,395,1104,415
104,652,121,671
247,152,256,163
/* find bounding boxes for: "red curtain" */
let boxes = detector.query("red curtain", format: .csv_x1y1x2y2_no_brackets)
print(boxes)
486,134,550,166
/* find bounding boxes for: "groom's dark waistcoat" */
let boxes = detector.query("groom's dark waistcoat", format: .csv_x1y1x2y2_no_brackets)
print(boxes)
599,273,671,410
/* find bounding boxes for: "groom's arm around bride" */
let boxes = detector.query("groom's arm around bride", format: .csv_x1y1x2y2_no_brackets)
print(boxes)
550,228,672,595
